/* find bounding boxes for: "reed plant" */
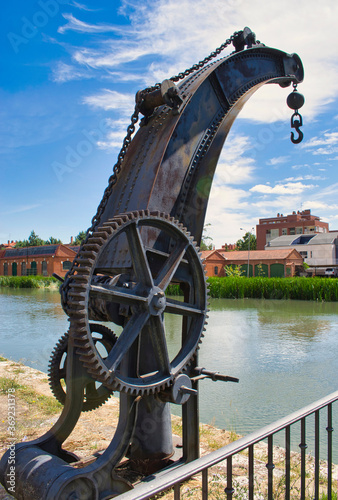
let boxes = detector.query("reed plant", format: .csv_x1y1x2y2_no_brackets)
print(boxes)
0,275,58,288
207,277,338,302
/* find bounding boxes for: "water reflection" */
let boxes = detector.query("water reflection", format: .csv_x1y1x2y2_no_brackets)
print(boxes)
0,288,68,371
1,290,338,458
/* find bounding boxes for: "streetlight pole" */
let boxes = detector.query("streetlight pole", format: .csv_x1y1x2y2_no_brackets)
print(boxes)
240,227,254,277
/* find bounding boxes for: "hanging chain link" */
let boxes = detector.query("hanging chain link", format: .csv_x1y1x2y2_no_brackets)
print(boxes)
61,29,254,299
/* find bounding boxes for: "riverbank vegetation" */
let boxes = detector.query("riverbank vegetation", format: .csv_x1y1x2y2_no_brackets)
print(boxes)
208,276,338,301
167,276,338,301
0,275,58,288
1,275,337,301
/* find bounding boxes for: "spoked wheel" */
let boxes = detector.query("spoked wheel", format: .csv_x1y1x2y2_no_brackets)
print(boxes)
66,210,208,396
48,324,117,411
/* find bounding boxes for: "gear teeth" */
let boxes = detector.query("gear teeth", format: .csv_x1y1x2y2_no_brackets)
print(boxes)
88,237,106,245
66,211,207,396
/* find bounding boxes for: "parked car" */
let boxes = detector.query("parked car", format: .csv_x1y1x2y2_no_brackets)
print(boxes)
325,268,338,277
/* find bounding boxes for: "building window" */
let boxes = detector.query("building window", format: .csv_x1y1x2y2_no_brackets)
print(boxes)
4,263,8,276
21,262,27,276
12,263,17,276
214,266,218,276
266,228,279,244
42,261,48,276
27,261,37,276
63,261,72,271
289,227,295,235
282,228,287,235
300,251,308,258
296,227,303,234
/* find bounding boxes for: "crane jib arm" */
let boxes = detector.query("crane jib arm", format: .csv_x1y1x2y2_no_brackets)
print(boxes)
99,45,304,245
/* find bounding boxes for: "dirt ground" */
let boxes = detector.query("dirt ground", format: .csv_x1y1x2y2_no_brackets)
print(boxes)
0,359,337,499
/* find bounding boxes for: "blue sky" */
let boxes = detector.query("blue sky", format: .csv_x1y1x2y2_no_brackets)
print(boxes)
1,0,338,248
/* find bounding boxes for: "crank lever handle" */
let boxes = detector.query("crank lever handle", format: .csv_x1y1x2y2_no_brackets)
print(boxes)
194,367,239,383
52,273,64,283
179,385,198,396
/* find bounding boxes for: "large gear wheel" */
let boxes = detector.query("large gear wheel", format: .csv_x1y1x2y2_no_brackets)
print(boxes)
67,210,208,396
48,324,117,412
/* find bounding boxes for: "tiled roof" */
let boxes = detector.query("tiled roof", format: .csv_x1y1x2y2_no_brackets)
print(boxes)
219,249,302,261
1,245,77,259
268,232,338,247
200,250,224,260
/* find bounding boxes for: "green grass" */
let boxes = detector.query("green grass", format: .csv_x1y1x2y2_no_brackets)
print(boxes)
167,277,338,301
207,276,338,302
0,376,63,415
0,275,58,288
1,274,337,302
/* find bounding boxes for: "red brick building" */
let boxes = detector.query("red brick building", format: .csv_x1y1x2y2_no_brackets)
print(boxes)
0,245,77,278
256,209,329,250
202,248,303,277
201,250,226,277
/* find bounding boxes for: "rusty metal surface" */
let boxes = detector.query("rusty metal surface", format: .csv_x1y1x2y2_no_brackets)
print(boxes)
99,47,303,249
0,31,304,500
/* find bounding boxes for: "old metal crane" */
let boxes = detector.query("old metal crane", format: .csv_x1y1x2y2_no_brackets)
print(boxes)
0,28,303,499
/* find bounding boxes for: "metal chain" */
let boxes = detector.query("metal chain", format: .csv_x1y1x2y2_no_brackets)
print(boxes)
169,32,240,82
61,29,250,297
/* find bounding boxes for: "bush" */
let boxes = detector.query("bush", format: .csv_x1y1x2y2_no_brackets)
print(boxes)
0,275,58,288
207,276,338,301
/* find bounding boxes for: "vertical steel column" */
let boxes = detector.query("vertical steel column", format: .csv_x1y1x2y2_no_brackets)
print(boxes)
224,456,234,499
182,285,200,463
266,435,275,499
299,417,307,500
285,425,291,500
174,483,180,500
202,468,208,500
314,410,320,500
248,444,254,500
327,403,333,500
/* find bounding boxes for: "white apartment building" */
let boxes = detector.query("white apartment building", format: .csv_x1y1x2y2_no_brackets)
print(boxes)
265,232,338,271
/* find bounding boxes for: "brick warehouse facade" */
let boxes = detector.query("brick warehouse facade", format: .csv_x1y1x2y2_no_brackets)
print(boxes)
202,248,304,277
0,245,77,278
256,209,329,250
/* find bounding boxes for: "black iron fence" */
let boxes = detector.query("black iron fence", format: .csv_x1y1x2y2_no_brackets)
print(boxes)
118,390,338,500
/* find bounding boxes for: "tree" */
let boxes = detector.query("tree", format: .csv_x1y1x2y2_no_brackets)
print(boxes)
224,265,244,277
15,230,43,247
46,236,63,245
236,232,256,251
15,231,62,247
73,231,87,245
200,223,213,251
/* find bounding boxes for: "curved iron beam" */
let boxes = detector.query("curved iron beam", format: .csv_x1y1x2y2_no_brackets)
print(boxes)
100,46,303,246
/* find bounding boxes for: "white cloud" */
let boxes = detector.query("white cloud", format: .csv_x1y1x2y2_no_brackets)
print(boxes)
302,200,338,211
68,1,98,11
303,132,338,148
205,186,254,246
283,175,326,181
58,13,122,34
82,90,135,113
54,0,338,123
267,156,290,166
52,62,94,83
250,182,315,195
214,136,255,186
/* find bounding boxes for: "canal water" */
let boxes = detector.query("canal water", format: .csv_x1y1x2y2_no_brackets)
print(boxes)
1,288,338,458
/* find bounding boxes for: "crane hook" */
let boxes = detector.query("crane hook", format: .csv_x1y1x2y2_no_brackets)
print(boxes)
290,111,303,144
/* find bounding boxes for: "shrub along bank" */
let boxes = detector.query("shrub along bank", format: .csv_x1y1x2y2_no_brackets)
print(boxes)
168,277,338,301
0,275,58,288
1,275,337,301
207,276,338,301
